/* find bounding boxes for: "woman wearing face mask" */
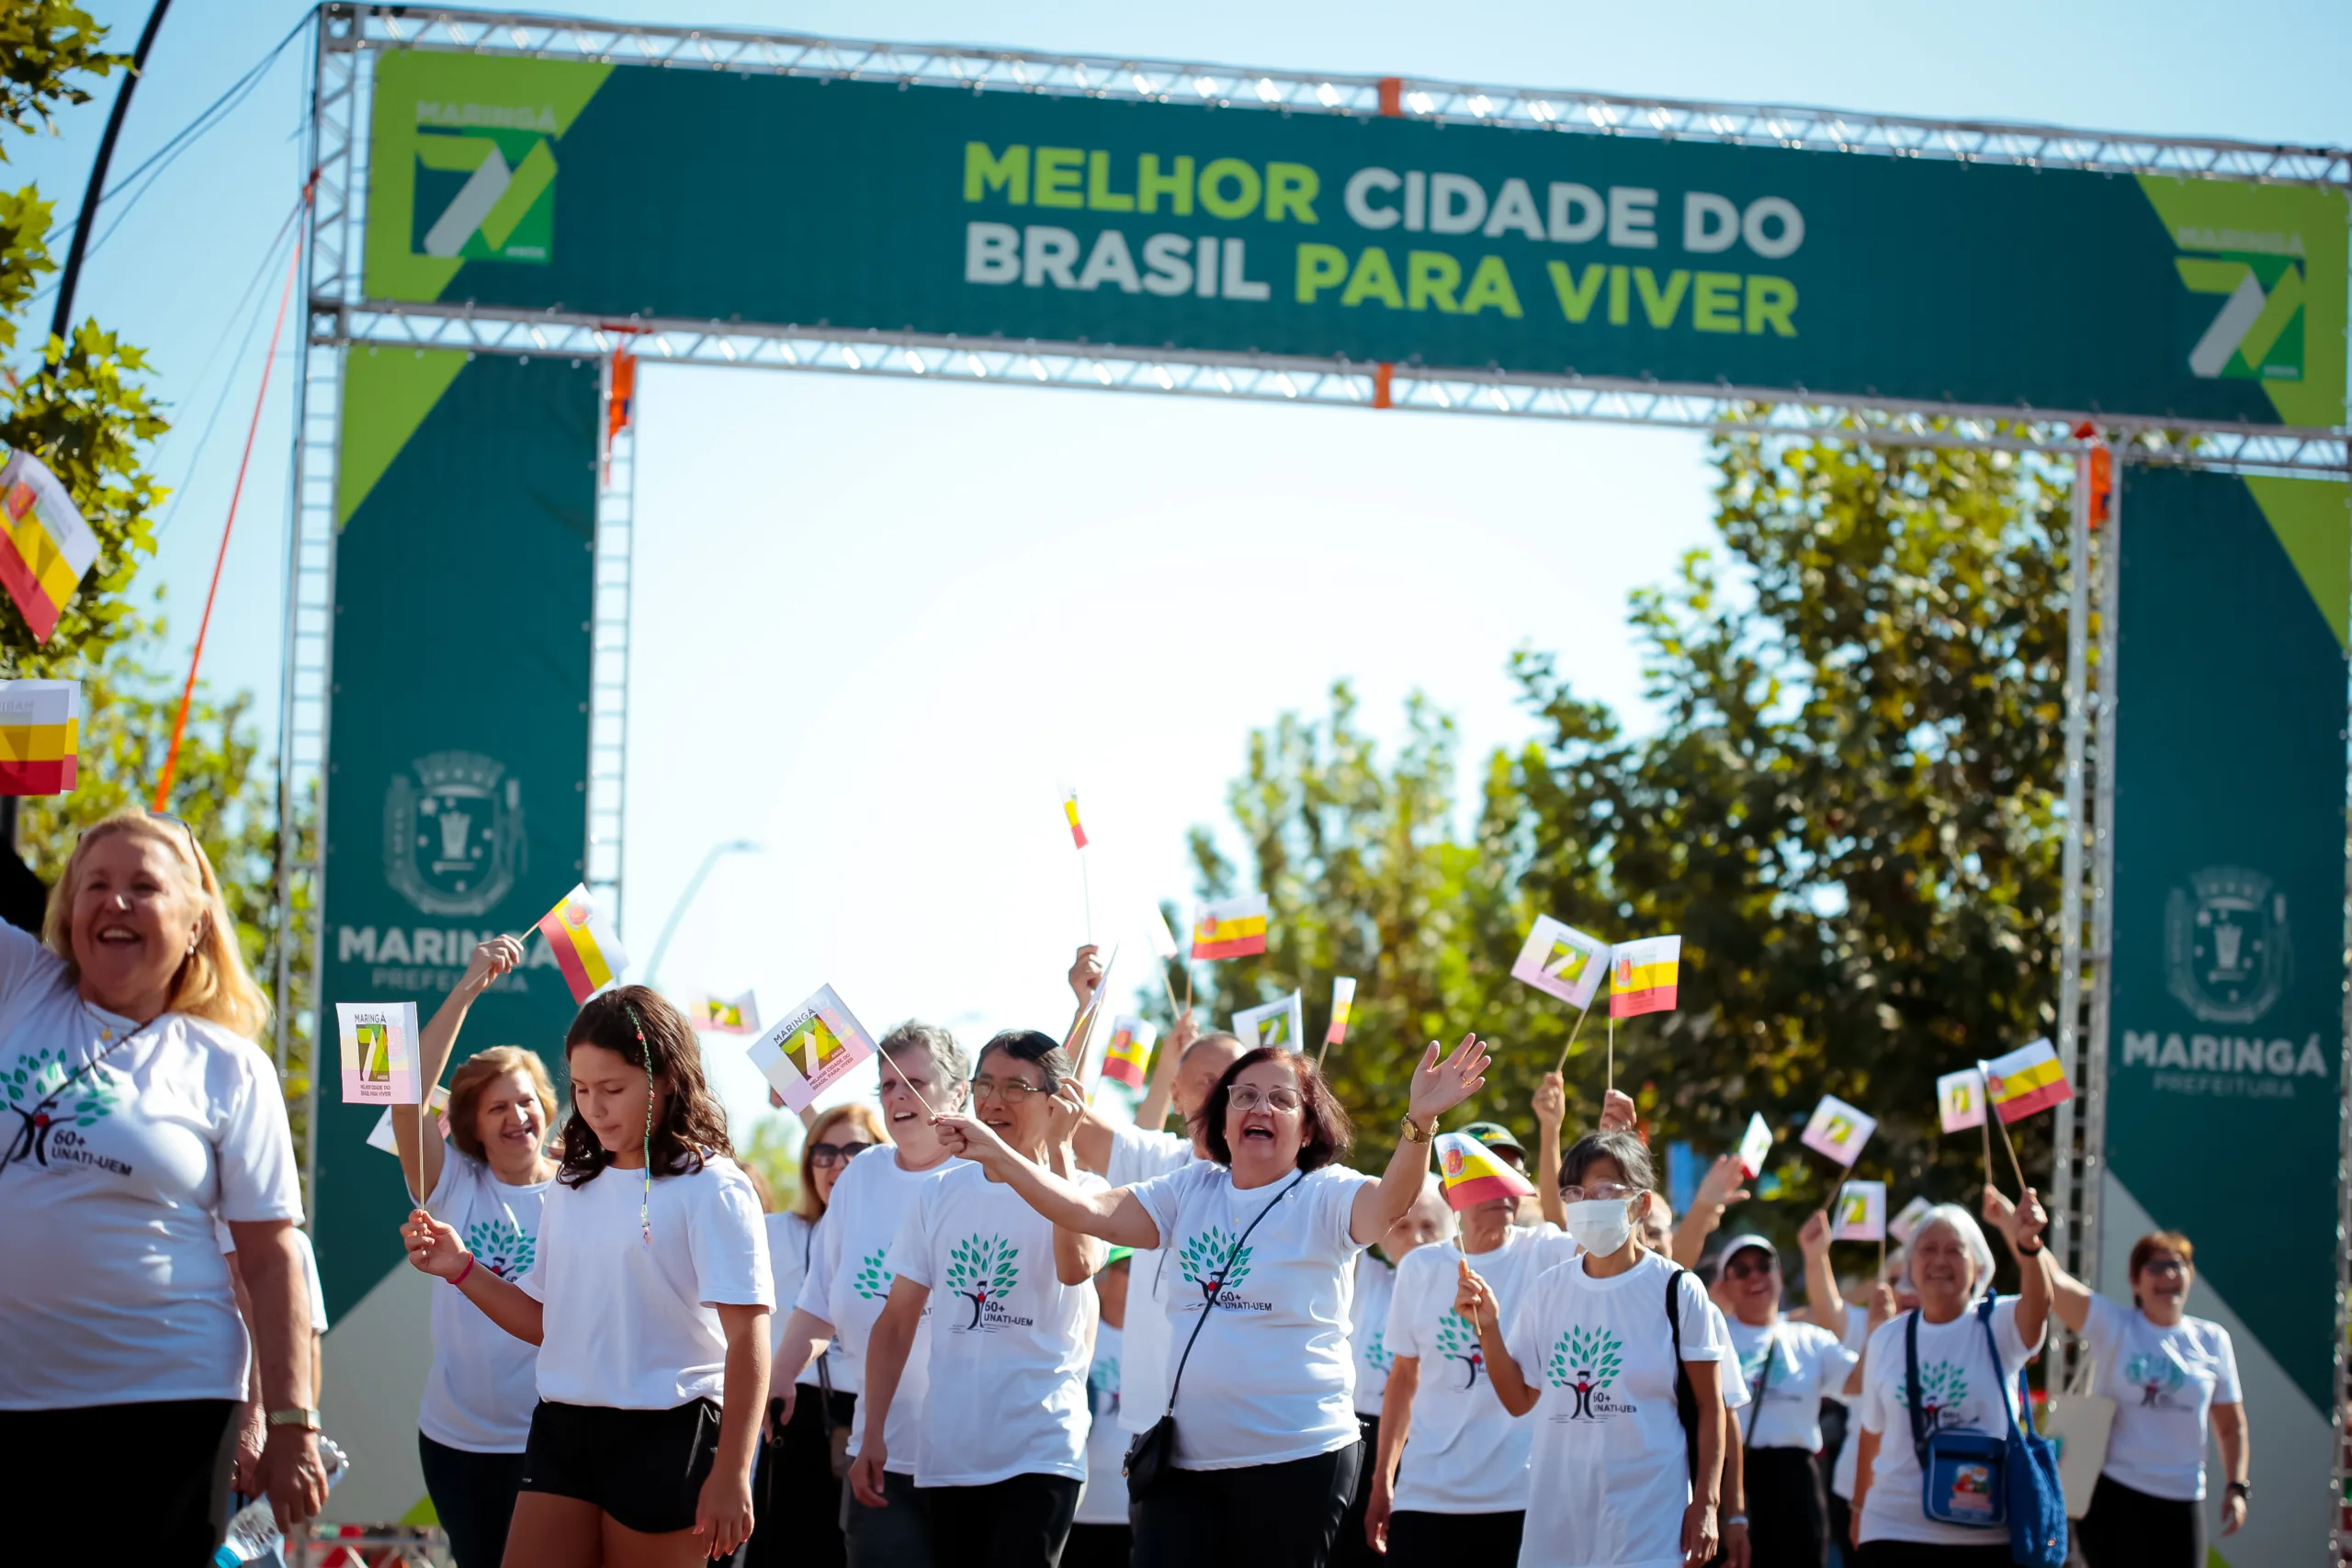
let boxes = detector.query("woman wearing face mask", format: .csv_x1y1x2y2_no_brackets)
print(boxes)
1849,1195,2051,1566
773,1023,973,1568
854,1031,1105,1563
747,1101,888,1568
937,1035,1491,1568
400,987,774,1565
1333,1172,1454,1568
1712,1235,1858,1568
1461,1130,1729,1568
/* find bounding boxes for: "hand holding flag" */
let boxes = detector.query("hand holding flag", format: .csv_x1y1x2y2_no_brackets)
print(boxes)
535,884,628,1004
1436,1131,1536,1210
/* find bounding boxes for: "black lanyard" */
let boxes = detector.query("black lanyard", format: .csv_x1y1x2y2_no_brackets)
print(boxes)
1,1010,158,1179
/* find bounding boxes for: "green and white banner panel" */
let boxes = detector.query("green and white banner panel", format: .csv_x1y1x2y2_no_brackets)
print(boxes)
2107,466,2348,1562
315,347,599,1523
360,51,2346,433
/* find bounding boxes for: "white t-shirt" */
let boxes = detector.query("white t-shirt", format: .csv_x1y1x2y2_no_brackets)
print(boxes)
1505,1250,1729,1568
1386,1225,1578,1514
1128,1160,1379,1470
1351,1251,1398,1417
887,1162,1104,1485
1855,1297,2042,1546
2083,1294,2241,1501
766,1211,854,1394
1724,1315,1857,1451
0,927,303,1410
797,1148,963,1473
1076,1321,1127,1526
1104,1123,1194,1436
1829,1303,1871,1499
519,1155,772,1409
419,1154,548,1450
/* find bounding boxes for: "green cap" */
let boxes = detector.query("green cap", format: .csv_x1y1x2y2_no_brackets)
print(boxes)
1104,1246,1134,1267
1460,1121,1525,1156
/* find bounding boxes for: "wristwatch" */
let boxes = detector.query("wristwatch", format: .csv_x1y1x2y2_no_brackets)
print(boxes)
2226,1480,2250,1498
1399,1112,1432,1144
266,1408,322,1432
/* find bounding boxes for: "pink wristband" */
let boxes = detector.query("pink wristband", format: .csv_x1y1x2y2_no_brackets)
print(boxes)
451,1252,476,1288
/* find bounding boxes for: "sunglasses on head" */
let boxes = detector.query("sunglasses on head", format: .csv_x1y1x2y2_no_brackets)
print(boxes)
79,810,203,863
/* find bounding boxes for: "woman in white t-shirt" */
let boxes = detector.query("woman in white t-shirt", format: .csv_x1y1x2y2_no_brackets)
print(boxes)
0,811,322,1561
856,1029,1107,1563
388,936,560,1568
1067,1247,1134,1568
1464,1130,1730,1568
1849,1196,2051,1567
401,986,774,1565
939,1034,1493,1568
749,1100,887,1568
1711,1234,1857,1568
1994,1208,2245,1568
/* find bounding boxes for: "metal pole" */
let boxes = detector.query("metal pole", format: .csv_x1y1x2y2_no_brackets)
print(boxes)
46,0,175,355
2049,445,2093,1382
641,839,760,993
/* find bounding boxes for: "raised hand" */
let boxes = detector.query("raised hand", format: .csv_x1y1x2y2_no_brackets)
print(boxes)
1043,1079,1088,1151
1865,1281,1900,1331
1798,1208,1831,1258
1980,1183,2018,1239
1597,1087,1637,1133
401,1208,470,1280
1068,944,1103,1007
1165,1009,1200,1058
931,1111,1015,1174
1408,1033,1491,1126
462,934,524,996
1693,1154,1751,1215
1532,1071,1566,1135
2012,1186,2048,1249
1453,1258,1499,1334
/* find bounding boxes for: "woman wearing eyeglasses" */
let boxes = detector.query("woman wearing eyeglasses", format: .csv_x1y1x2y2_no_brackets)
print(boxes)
748,1101,888,1568
1711,1233,1858,1568
934,1035,1492,1568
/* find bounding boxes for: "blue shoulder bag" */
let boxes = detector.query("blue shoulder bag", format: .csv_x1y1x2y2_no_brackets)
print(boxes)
1903,1295,2067,1566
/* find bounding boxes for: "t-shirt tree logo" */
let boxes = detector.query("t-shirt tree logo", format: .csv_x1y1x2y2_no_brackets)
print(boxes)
944,1234,1022,1332
1088,1355,1121,1419
1434,1311,1486,1386
1361,1327,1394,1376
463,1214,535,1280
852,1247,894,1301
412,112,559,265
1,1045,124,1175
1547,1326,1626,1419
1178,1225,1256,1305
1900,1361,1971,1431
2123,1350,2188,1408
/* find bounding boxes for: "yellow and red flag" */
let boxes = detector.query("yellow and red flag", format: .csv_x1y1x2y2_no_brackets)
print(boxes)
1063,791,1089,850
0,680,78,795
0,447,100,643
1192,894,1269,960
1102,1016,1158,1089
1981,1039,2072,1122
535,883,629,1003
1436,1131,1535,1210
1326,976,1356,1046
1607,934,1681,1019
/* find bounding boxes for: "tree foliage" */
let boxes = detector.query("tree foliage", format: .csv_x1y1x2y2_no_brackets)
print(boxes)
0,1,119,150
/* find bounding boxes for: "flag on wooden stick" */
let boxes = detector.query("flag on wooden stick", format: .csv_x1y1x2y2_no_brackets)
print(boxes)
0,446,99,642
1063,790,1089,850
1326,977,1357,1046
1981,1039,2073,1122
1102,1016,1158,1090
1832,1180,1888,1241
1437,1131,1536,1210
1735,1112,1774,1179
1936,1067,1987,1132
1192,894,1269,960
1510,915,1611,1009
1800,1094,1877,1167
535,884,628,1003
1233,991,1304,1052
1608,935,1681,1018
0,679,78,795
690,990,760,1035
1889,1194,1936,1245
748,985,879,1113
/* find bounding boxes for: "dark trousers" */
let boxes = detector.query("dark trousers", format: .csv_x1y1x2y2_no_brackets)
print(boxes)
2078,1472,2206,1568
1387,1507,1523,1562
417,1431,527,1568
845,1468,933,1568
1827,1494,1854,1568
1745,1445,1830,1568
749,1387,854,1568
1325,1416,1381,1568
1853,1542,2017,1567
1131,1443,1362,1568
1059,1521,1132,1568
9,1399,237,1561
918,1472,1082,1568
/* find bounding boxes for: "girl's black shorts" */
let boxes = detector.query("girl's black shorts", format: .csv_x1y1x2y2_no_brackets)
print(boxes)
518,1397,723,1535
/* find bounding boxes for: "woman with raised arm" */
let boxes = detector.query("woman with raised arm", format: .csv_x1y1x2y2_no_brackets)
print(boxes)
390,936,561,1568
1849,1196,2050,1566
0,810,322,1562
854,1031,1106,1564
1457,1129,1730,1568
400,986,773,1567
934,1034,1491,1568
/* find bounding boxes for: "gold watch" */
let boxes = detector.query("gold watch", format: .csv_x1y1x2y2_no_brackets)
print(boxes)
1400,1112,1432,1144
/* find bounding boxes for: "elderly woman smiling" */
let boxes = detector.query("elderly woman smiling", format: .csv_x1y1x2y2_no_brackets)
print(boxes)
933,1034,1491,1568
0,811,322,1560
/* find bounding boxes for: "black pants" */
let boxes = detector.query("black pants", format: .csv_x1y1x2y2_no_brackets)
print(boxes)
9,1399,237,1561
1131,1443,1361,1568
2078,1472,2205,1568
1744,1445,1830,1568
1060,1522,1131,1568
1827,1494,1853,1568
1387,1507,1523,1562
918,1472,1082,1568
418,1431,527,1568
748,1386,854,1568
1853,1542,2016,1567
1326,1415,1381,1568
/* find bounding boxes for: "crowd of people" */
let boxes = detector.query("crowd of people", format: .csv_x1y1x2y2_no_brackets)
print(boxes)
0,811,2255,1567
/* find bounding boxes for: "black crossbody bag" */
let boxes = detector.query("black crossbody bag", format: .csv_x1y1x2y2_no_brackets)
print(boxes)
1123,1170,1307,1500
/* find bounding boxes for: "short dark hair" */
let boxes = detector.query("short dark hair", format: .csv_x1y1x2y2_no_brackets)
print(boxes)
1195,1046,1352,1171
559,986,732,1188
2129,1230,2194,1280
1560,1129,1656,1194
976,1028,1073,1089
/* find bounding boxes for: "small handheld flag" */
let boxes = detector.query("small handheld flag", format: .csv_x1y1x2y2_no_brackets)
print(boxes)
1981,1039,2072,1122
1936,1067,1987,1133
1232,991,1304,1053
1831,1180,1888,1242
337,1002,423,1105
1510,916,1611,1009
1800,1094,1877,1167
748,985,879,1114
1063,791,1089,850
367,1086,451,1155
535,884,628,1004
0,446,100,643
1608,935,1682,1019
689,990,760,1035
1147,905,1182,961
1102,1016,1159,1090
1326,977,1356,1046
0,680,79,795
1436,1131,1537,1211
1193,894,1270,961
1735,1112,1774,1180
1889,1194,1936,1245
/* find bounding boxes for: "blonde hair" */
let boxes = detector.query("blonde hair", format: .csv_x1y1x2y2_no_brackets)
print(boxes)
43,811,269,1039
445,1045,559,1164
797,1101,889,1221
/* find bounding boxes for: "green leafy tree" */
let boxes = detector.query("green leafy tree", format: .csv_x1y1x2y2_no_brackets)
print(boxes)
1433,1310,1484,1386
734,1113,801,1215
851,1247,893,1302
1548,1325,1624,1416
1176,1225,1253,1300
944,1234,1020,1328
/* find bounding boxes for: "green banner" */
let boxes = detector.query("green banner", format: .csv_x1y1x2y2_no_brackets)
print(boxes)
2107,465,2347,1562
362,50,2346,431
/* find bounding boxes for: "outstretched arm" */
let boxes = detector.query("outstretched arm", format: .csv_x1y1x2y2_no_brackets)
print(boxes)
1533,1072,1567,1229
1983,1186,2086,1335
395,936,523,1202
1794,1209,1848,1330
1674,1155,1749,1269
1133,1009,1198,1137
1351,1034,1491,1246
933,1114,1162,1249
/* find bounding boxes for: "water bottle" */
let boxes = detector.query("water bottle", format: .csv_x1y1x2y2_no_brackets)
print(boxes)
212,1437,348,1566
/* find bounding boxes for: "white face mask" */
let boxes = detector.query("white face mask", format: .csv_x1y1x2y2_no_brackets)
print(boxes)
1565,1197,1633,1256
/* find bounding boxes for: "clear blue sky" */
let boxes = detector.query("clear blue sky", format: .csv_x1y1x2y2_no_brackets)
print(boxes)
11,0,2346,1130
